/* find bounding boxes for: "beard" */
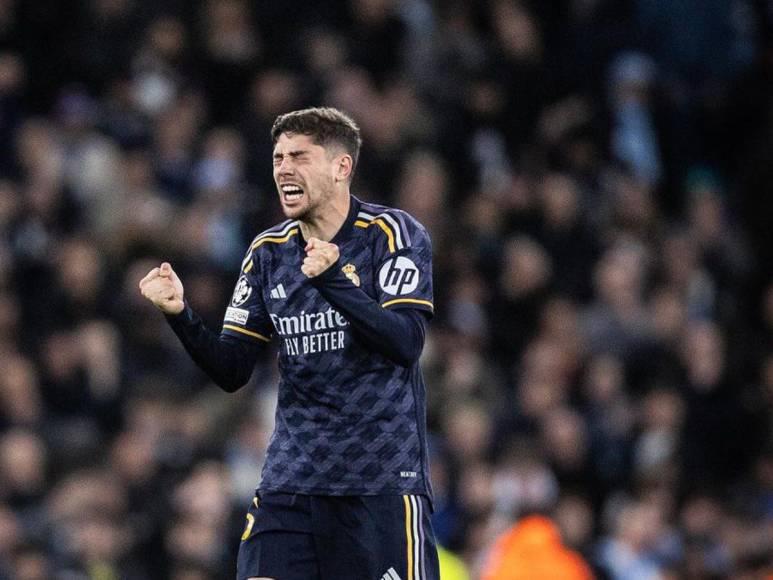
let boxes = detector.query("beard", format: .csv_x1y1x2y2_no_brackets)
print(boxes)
278,179,335,222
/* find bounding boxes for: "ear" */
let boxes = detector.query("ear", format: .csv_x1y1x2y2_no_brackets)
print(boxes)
334,154,353,182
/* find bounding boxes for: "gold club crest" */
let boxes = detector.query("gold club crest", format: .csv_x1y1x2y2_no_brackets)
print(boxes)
342,263,360,287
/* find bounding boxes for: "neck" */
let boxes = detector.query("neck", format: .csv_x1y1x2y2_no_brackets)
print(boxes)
299,190,351,242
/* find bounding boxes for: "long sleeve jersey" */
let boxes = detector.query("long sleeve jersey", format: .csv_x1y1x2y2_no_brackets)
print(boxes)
167,196,435,498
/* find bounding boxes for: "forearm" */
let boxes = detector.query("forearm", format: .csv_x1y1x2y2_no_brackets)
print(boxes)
164,303,262,392
311,267,427,367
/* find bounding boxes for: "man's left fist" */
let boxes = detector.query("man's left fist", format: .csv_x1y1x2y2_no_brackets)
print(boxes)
302,237,340,278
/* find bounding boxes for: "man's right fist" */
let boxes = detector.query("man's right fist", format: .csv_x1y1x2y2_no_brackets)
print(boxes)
139,262,185,315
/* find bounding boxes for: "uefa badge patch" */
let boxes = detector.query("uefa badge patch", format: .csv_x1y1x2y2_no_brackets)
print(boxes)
224,307,249,325
231,275,252,306
342,263,361,287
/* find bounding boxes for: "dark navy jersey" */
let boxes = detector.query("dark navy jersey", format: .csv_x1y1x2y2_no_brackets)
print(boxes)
221,196,434,497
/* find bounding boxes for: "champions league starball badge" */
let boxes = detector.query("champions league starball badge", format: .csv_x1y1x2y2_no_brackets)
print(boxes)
231,275,252,306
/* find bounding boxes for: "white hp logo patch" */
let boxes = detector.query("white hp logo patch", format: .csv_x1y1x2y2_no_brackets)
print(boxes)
378,256,419,296
231,275,252,306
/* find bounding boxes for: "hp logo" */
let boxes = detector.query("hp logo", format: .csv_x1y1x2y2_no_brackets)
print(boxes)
378,256,420,296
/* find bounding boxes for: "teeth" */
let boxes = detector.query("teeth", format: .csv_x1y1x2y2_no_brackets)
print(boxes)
281,185,302,193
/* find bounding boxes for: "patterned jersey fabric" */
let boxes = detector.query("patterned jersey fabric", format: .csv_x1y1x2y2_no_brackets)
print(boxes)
222,196,434,497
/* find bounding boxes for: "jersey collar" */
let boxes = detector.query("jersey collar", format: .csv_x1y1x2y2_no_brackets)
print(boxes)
295,195,361,248
330,195,361,246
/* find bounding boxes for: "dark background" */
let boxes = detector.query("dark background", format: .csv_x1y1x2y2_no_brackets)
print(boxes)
0,0,771,578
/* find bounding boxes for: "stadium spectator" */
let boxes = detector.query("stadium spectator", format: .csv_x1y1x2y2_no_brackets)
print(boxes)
0,0,770,576
480,514,593,579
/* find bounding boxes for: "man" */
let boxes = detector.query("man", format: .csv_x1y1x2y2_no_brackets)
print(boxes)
139,107,440,580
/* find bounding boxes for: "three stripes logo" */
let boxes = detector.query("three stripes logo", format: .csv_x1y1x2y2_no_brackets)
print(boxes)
381,568,402,580
270,283,287,299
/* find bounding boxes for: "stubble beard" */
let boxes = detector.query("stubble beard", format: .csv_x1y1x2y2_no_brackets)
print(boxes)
289,180,335,224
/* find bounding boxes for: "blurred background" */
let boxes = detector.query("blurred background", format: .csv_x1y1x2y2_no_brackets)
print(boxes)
0,0,772,578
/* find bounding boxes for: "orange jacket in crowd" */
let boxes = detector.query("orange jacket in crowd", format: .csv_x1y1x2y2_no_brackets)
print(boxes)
480,515,594,580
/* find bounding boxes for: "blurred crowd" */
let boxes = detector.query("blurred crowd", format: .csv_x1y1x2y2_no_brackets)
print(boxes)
0,0,772,578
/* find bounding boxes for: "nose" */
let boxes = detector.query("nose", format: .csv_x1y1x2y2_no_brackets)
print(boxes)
275,156,294,175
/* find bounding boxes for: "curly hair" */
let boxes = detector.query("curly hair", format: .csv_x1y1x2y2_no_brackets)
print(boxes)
271,107,362,176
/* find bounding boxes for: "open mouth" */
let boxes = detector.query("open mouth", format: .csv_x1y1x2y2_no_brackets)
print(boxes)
281,184,304,202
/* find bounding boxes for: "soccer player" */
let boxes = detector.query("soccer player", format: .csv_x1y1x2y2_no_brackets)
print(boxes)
139,107,440,580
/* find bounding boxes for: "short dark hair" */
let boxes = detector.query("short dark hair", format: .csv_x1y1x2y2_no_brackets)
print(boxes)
271,107,362,174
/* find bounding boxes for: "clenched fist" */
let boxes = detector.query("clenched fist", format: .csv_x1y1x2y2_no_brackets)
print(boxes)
139,262,185,315
302,238,339,278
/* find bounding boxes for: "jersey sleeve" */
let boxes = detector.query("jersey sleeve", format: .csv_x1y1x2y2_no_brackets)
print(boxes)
370,210,434,317
221,249,273,343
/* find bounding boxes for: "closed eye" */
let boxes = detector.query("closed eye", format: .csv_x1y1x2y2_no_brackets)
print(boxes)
273,150,310,165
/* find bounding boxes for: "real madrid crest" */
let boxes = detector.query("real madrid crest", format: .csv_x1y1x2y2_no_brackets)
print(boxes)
341,263,360,287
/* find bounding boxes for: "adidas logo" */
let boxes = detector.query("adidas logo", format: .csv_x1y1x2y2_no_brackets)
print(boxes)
381,568,402,580
270,283,287,299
